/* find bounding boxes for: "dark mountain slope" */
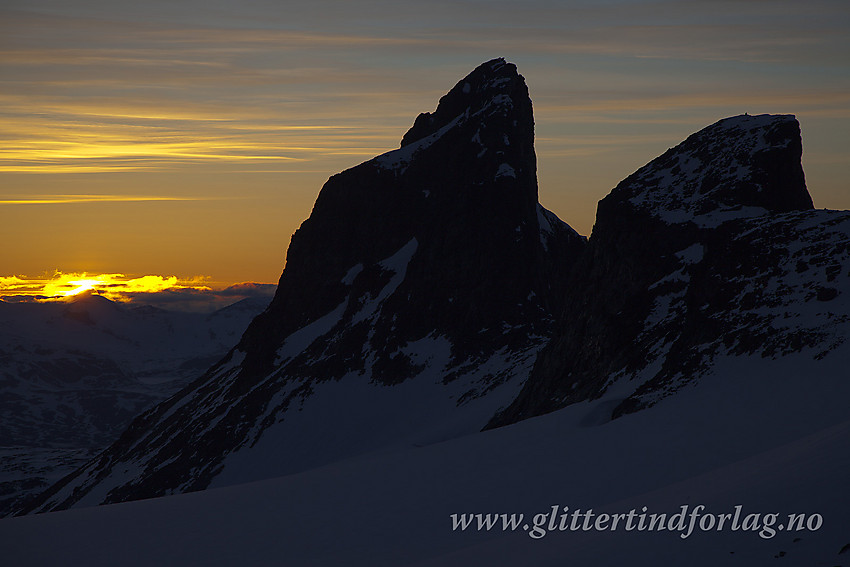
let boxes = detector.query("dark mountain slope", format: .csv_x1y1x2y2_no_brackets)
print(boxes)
24,58,585,512
489,114,849,427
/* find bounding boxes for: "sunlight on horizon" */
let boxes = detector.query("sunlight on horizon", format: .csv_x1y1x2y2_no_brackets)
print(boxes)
57,278,101,297
0,272,215,303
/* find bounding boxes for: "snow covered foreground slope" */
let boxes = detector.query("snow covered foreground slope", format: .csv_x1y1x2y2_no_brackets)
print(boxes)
3,349,849,566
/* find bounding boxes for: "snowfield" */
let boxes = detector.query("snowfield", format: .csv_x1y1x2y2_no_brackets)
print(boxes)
3,347,848,566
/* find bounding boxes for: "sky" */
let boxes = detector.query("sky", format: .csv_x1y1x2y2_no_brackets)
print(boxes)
1,0,849,302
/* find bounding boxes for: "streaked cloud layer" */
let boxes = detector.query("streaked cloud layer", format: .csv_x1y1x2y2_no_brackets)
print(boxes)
2,0,848,283
0,195,209,204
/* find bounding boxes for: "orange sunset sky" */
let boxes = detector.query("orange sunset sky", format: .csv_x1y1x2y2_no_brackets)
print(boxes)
2,1,849,306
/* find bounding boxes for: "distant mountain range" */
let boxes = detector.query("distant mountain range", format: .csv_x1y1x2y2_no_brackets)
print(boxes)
0,293,269,515
4,59,849,566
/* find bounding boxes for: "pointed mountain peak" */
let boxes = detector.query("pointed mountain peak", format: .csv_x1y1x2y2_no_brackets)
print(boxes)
370,59,536,191
399,58,529,147
605,113,812,227
245,57,567,375
23,59,588,511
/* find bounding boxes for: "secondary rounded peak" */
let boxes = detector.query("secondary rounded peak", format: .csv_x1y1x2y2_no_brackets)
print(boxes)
712,112,797,129
693,113,803,156
399,58,530,147
604,112,812,227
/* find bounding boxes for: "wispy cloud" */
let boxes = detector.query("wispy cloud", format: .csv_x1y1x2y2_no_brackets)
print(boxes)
0,105,385,173
0,194,211,205
4,3,846,175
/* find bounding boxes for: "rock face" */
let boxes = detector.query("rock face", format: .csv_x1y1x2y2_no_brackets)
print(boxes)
238,57,583,382
489,113,850,427
25,58,585,512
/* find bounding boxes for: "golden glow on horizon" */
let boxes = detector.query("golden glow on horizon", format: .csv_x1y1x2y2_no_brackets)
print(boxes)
0,272,214,303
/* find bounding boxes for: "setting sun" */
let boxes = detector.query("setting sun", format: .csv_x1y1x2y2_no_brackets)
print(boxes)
58,278,102,297
0,272,276,312
1,272,211,303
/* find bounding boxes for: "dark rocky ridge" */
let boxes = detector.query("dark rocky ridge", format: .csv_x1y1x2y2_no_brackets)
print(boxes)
23,58,586,512
487,113,843,428
23,63,850,515
238,57,583,381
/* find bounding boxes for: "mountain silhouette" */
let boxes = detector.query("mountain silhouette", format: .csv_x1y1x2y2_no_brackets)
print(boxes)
20,61,850,519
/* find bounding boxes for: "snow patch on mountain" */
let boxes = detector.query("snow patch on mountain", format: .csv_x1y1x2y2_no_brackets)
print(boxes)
621,114,806,226
496,163,516,179
537,203,584,251
276,300,348,364
374,116,464,174
341,263,363,285
352,238,417,324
